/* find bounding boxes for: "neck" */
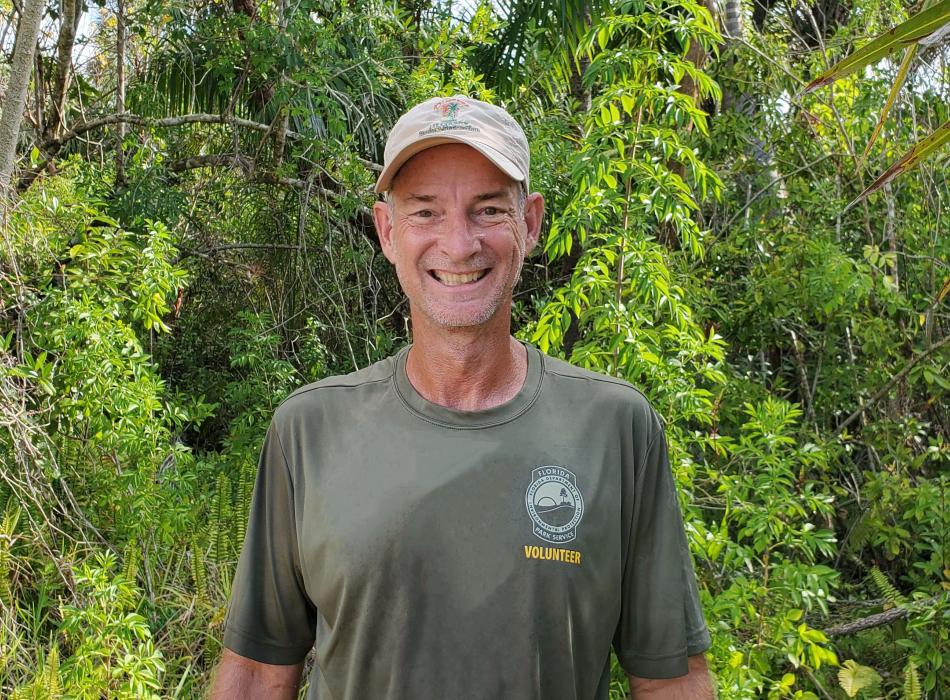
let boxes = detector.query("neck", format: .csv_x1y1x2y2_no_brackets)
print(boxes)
405,310,527,412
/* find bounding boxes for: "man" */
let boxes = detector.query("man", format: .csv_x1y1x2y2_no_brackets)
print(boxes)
213,96,714,699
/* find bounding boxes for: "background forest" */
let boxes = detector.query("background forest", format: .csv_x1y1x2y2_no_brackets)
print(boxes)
0,0,947,697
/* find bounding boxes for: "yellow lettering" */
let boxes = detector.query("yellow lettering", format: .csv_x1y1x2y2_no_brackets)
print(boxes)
522,545,583,566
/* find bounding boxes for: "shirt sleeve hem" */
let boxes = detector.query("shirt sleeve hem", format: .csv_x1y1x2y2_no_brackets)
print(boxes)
616,632,712,680
222,624,312,665
617,649,688,679
686,626,713,657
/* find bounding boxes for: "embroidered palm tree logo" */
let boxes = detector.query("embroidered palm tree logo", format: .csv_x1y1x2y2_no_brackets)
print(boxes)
434,99,466,119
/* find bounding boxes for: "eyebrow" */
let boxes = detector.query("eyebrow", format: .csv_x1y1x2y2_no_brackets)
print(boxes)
402,190,514,204
474,190,512,202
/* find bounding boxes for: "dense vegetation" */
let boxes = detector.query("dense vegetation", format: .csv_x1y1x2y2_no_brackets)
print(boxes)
0,0,947,697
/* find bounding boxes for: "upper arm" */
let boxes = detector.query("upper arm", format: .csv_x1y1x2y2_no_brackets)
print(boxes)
613,407,711,677
627,654,714,699
223,422,318,663
210,649,304,700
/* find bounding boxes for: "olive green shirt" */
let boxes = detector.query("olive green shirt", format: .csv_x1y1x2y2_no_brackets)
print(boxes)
223,343,711,699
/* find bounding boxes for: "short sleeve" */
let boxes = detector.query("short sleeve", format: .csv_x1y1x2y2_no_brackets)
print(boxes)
222,422,317,664
613,412,711,678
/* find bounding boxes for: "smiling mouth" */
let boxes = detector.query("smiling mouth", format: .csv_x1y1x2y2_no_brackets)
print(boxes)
430,269,489,286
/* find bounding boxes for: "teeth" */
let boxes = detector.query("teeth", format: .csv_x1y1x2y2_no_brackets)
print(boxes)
434,270,484,286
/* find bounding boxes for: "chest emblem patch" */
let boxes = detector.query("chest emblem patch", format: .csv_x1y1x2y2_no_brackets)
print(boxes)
525,466,585,544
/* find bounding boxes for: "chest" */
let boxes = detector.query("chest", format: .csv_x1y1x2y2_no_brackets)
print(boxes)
291,423,624,616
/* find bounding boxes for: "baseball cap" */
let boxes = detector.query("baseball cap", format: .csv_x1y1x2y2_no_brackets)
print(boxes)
374,95,530,194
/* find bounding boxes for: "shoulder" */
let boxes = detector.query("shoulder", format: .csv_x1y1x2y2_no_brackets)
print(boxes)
536,348,663,431
273,353,398,423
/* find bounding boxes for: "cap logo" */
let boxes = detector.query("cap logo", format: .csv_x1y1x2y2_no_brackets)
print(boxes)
435,98,466,119
419,98,480,137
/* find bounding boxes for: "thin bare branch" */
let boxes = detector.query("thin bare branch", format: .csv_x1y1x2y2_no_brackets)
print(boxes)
834,334,950,436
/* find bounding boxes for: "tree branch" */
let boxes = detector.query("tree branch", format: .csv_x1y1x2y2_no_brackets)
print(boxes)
834,334,950,436
38,112,383,172
167,153,326,193
165,154,381,249
43,113,307,151
174,243,301,264
824,594,946,637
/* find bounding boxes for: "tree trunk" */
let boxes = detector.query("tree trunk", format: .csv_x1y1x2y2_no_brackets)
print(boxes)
659,0,717,249
560,1,593,359
43,0,82,142
115,0,126,187
724,0,742,40
0,0,46,198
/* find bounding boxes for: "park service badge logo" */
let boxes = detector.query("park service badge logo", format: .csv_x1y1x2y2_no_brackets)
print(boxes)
525,466,584,544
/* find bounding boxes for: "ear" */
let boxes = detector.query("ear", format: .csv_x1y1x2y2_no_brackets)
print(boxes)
522,192,545,255
373,200,397,264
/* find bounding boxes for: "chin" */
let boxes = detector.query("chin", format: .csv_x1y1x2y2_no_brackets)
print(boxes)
417,300,504,329
424,309,497,329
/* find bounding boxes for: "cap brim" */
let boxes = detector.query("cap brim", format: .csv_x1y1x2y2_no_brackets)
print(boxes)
374,135,525,193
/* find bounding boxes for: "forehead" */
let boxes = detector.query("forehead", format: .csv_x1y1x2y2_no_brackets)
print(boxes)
391,143,518,198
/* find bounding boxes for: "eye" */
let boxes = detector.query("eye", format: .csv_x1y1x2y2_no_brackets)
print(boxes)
483,207,500,216
412,209,434,219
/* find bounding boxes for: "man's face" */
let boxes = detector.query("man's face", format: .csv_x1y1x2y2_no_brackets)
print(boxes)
373,143,544,330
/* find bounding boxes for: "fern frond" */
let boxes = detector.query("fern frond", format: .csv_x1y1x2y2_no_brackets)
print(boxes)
211,472,232,566
122,537,139,583
190,536,208,602
870,567,906,607
236,459,255,548
902,660,920,700
847,512,870,552
0,479,10,511
44,644,60,698
0,507,21,608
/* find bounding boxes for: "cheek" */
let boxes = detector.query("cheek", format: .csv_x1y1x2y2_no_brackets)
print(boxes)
503,221,527,260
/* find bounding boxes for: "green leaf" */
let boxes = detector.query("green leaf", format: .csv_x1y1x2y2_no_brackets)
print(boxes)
838,660,881,697
803,0,950,93
863,44,918,159
847,118,950,210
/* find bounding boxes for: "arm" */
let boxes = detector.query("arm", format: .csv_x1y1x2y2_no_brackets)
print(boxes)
209,649,303,700
627,654,714,700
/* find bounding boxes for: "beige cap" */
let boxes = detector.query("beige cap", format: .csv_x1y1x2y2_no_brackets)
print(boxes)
374,95,530,194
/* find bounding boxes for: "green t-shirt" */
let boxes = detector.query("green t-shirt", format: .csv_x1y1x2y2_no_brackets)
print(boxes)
223,343,711,699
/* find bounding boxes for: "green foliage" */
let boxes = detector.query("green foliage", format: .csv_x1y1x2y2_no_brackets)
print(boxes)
802,0,950,204
530,0,725,430
838,659,881,698
1,0,947,696
11,553,164,699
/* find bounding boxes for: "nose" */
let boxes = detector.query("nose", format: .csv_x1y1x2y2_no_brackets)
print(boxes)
438,207,482,261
